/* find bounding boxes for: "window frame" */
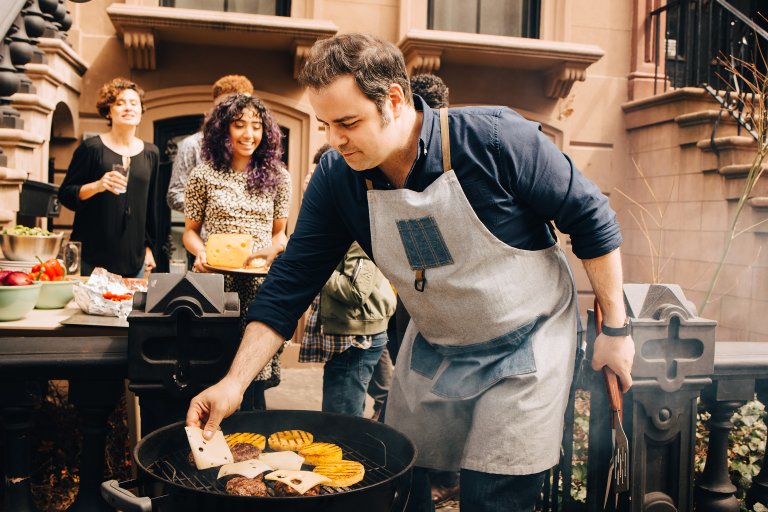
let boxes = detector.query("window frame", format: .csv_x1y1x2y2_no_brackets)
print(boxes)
427,0,540,39
159,0,291,16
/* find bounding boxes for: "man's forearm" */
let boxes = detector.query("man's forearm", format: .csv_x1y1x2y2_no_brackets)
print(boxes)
224,321,285,393
582,248,627,326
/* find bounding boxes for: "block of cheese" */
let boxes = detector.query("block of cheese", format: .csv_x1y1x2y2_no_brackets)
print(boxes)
205,234,254,268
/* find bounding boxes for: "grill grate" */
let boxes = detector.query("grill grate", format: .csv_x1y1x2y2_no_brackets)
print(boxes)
148,433,399,497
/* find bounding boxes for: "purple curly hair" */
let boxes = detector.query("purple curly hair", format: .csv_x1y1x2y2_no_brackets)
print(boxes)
201,94,284,192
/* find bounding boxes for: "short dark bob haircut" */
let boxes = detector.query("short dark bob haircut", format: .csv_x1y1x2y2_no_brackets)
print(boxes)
201,94,284,193
96,77,146,126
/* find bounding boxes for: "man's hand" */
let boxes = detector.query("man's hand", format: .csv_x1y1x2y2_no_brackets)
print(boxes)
186,377,243,440
591,333,635,392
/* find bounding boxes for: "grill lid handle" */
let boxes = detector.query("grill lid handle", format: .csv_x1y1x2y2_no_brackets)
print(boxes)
101,479,154,512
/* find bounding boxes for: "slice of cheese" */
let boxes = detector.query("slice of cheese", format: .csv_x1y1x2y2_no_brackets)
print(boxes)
264,470,331,495
205,234,254,269
217,459,274,480
185,426,234,470
257,451,305,471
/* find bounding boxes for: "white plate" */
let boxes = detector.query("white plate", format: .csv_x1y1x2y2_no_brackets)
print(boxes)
0,259,36,273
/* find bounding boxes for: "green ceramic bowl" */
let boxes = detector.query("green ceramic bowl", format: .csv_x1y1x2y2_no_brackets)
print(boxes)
0,282,42,321
35,279,75,309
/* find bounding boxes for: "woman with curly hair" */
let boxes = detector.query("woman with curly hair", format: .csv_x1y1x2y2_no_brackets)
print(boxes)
59,77,159,277
183,93,291,410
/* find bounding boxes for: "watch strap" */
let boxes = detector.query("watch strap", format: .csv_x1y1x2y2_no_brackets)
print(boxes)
601,318,631,337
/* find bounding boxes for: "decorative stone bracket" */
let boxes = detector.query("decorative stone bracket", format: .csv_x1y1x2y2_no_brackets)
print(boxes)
544,62,589,99
403,49,442,76
123,28,155,71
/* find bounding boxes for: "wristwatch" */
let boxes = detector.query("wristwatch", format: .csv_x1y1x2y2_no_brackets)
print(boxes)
601,317,632,337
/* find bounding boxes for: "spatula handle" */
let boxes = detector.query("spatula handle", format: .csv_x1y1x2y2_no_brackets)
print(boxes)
595,300,623,422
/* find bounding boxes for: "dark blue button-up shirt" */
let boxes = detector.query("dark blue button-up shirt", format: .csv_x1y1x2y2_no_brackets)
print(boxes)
248,96,622,339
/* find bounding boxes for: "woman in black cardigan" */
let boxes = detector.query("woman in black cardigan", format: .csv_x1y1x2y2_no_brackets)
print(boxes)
59,77,158,277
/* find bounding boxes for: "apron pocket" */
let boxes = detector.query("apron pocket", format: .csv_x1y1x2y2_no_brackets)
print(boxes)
396,216,454,270
410,332,445,379
430,319,538,399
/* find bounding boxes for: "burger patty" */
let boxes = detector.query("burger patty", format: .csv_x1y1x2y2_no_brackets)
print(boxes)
273,480,321,497
226,476,269,497
230,442,262,462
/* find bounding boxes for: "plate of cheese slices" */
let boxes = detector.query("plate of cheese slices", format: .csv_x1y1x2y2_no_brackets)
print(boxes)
202,233,270,276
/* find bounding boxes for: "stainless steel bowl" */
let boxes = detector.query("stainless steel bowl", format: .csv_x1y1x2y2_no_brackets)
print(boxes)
0,233,63,261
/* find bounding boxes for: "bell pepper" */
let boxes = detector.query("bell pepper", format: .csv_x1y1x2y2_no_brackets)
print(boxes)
43,258,64,280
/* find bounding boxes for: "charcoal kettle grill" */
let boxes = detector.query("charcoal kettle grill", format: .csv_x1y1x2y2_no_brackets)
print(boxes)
102,410,417,511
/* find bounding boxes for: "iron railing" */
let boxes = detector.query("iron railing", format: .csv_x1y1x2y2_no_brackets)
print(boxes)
649,0,767,140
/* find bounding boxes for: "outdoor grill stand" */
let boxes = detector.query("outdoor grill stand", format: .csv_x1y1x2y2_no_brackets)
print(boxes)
127,272,240,435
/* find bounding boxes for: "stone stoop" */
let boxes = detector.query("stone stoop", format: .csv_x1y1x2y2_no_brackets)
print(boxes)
676,106,767,222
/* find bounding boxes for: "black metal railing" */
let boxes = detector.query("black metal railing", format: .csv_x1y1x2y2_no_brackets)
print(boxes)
649,0,767,140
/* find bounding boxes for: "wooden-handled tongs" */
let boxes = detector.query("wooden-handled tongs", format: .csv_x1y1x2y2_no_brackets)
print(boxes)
595,300,630,509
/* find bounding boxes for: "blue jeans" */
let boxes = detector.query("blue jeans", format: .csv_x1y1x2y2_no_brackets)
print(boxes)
322,333,387,416
405,467,547,512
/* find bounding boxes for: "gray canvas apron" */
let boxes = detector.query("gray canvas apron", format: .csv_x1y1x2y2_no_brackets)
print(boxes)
368,108,578,475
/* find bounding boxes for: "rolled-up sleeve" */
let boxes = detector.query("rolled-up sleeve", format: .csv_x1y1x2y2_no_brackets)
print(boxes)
497,110,622,259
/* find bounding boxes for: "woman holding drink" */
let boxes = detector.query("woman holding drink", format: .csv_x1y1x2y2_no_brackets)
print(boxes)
182,93,291,410
59,77,158,277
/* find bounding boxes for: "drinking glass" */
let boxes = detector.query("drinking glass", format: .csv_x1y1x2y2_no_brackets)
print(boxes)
113,164,130,194
58,240,81,277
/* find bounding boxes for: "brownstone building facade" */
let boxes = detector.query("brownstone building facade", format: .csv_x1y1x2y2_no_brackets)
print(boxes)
1,0,765,341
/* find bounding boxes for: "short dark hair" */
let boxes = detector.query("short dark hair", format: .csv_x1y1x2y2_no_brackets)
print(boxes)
410,74,449,109
201,94,284,193
312,143,333,165
96,78,145,125
298,33,412,118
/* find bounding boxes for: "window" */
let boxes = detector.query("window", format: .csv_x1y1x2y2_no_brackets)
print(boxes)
160,0,291,16
428,0,539,39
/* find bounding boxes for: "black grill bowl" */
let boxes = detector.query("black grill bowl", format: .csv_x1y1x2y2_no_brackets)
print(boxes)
102,410,416,512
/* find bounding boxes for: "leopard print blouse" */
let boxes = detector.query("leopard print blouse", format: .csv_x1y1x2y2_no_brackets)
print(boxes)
184,162,291,247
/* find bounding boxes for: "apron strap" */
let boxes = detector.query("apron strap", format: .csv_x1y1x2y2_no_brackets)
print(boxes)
439,108,451,173
365,179,374,191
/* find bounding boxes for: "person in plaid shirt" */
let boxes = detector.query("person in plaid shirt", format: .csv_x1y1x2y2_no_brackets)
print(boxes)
300,144,396,416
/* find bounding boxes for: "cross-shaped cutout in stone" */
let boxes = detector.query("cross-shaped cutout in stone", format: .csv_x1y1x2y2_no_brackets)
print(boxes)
641,316,704,381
